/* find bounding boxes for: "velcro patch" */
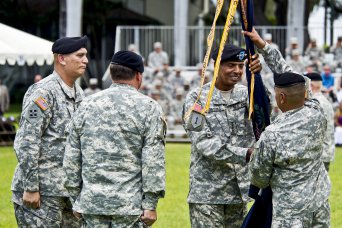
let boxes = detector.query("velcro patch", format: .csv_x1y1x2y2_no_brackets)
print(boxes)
29,109,38,118
34,96,49,111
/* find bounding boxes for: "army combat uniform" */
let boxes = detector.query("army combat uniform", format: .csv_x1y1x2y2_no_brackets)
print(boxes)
12,71,84,227
63,83,166,227
249,98,331,227
254,42,331,227
182,83,254,227
313,92,335,171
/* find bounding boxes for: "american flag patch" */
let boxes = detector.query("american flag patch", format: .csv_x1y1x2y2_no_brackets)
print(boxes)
193,103,202,112
34,96,49,111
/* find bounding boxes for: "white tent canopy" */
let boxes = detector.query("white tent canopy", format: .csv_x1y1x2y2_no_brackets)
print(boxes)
0,23,54,66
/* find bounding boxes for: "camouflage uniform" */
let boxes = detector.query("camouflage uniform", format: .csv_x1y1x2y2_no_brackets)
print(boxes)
63,83,166,227
12,71,84,227
182,83,254,227
249,99,331,227
313,93,335,172
255,44,330,227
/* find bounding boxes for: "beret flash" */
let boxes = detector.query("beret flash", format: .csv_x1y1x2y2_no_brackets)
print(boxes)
211,44,247,63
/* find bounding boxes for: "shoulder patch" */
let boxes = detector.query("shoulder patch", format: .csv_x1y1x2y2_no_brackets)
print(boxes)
34,96,49,111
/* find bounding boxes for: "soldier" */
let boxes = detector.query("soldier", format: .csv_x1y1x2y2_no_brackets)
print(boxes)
11,36,88,227
182,44,262,227
243,27,331,227
63,50,166,227
306,72,335,172
249,72,330,227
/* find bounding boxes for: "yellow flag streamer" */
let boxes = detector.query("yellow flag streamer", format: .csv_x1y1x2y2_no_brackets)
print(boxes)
184,0,239,120
202,0,239,114
184,0,224,120
240,0,255,119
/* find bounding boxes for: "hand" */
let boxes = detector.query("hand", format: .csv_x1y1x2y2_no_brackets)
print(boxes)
246,148,254,163
140,209,157,226
73,211,82,220
23,191,41,209
249,53,262,73
242,28,266,49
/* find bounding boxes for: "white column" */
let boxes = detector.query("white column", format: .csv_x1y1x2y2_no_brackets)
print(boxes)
66,0,83,37
287,0,305,53
174,0,189,66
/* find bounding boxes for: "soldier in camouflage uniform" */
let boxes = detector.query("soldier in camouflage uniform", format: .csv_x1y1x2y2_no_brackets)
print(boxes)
182,44,262,228
11,36,88,227
306,72,335,172
63,50,166,228
249,72,330,227
243,28,331,227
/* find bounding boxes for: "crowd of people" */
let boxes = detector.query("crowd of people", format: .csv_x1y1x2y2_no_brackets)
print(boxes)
8,27,339,228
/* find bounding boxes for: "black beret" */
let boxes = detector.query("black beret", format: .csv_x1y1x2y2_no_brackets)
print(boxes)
111,50,144,73
274,72,305,88
305,72,322,81
52,36,88,54
211,44,247,63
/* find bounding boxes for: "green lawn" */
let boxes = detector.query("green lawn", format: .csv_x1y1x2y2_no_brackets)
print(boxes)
1,144,342,227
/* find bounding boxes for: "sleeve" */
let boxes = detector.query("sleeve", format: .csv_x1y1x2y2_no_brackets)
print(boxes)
141,102,166,210
249,131,276,189
182,91,249,165
257,42,294,74
63,109,83,203
14,88,53,192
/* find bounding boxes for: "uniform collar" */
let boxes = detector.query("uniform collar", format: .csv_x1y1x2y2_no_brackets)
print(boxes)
110,82,137,91
209,84,244,106
53,71,83,102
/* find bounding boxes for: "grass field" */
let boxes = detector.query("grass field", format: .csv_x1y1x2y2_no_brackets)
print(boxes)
1,144,342,227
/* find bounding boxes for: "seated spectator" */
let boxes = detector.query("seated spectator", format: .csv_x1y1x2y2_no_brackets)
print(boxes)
288,49,306,74
168,67,185,95
84,78,102,97
264,33,279,50
305,38,324,71
285,37,301,61
331,36,342,67
334,101,342,146
322,64,334,92
148,42,169,74
169,87,185,129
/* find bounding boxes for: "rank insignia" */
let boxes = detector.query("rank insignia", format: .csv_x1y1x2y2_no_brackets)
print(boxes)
34,96,49,111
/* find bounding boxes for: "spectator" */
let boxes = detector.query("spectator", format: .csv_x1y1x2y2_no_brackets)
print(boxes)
263,33,279,50
285,37,301,61
331,36,342,67
0,80,10,116
305,38,324,70
322,64,334,91
34,74,43,83
168,87,185,129
288,49,306,74
334,101,342,145
84,78,101,97
148,42,169,74
168,67,184,94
